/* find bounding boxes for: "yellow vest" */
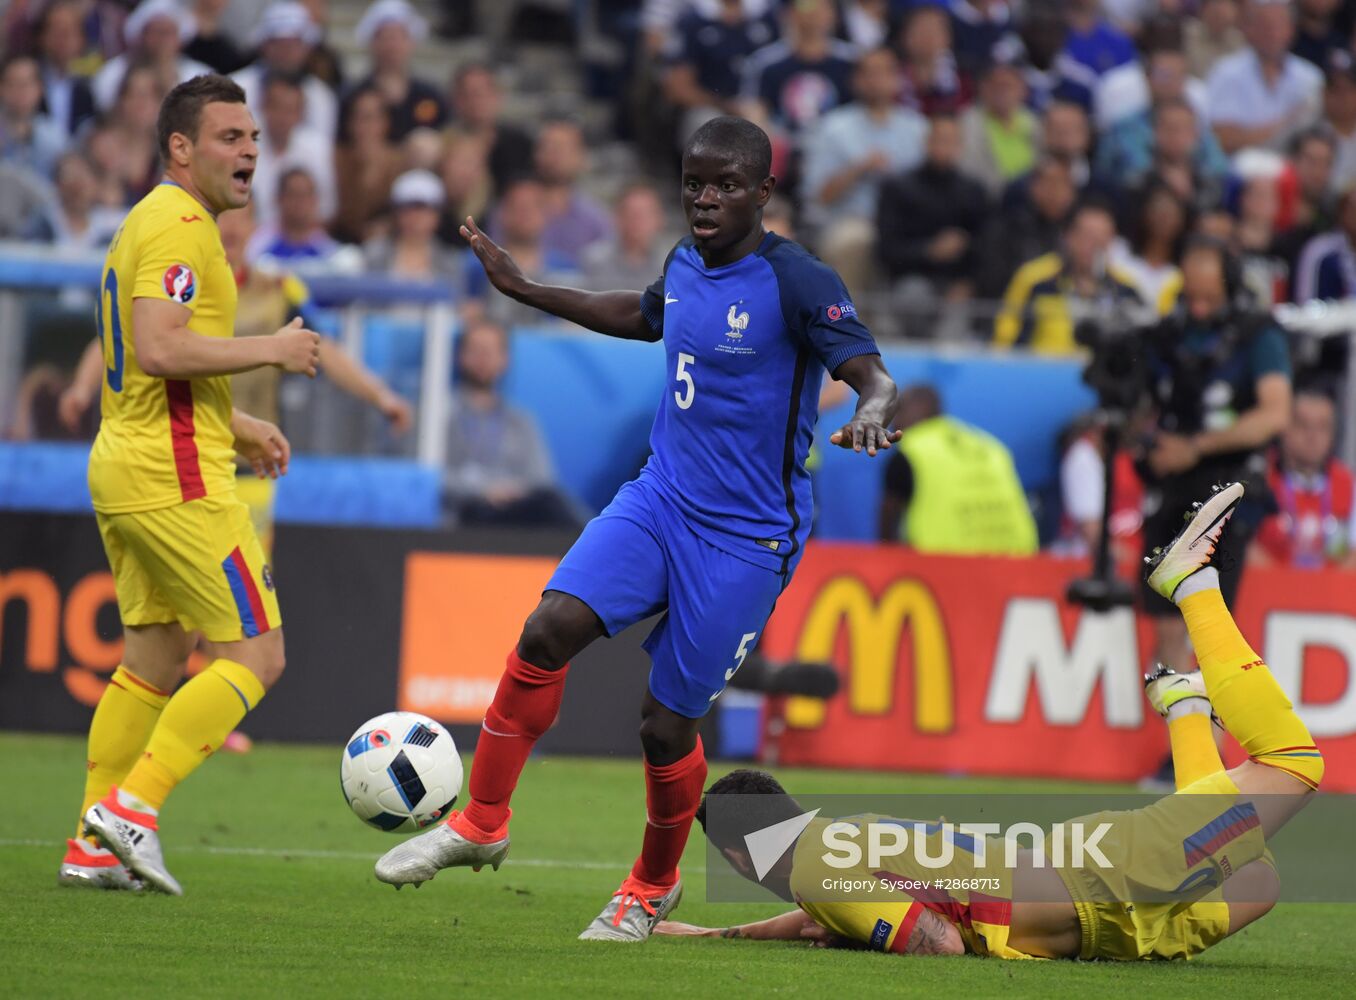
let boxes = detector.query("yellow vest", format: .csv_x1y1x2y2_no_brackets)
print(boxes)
898,416,1039,555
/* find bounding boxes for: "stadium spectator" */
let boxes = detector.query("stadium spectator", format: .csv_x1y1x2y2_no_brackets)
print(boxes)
949,0,1012,76
1095,94,1229,199
95,61,166,205
875,113,988,334
252,72,336,230
662,0,780,143
894,5,970,116
1035,99,1092,191
1205,0,1323,154
1294,186,1356,302
297,0,346,89
21,150,122,250
1061,0,1136,80
350,0,445,141
0,160,54,237
534,118,613,267
233,2,338,142
1325,51,1356,193
463,176,578,327
1290,126,1338,229
976,156,1076,299
447,63,534,193
800,46,927,297
366,169,463,283
90,0,211,112
247,167,340,265
1185,0,1246,79
1053,413,1144,561
581,182,669,292
0,53,64,177
184,0,248,75
878,382,1038,554
443,318,580,528
1109,177,1190,307
436,132,493,249
1006,2,1098,112
739,0,856,141
1252,387,1356,569
216,204,412,436
1093,36,1210,134
1234,169,1290,305
34,0,96,138
1292,0,1345,71
959,59,1037,199
994,199,1141,354
333,83,402,244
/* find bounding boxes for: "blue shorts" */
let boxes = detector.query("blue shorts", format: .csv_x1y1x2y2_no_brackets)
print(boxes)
546,477,788,718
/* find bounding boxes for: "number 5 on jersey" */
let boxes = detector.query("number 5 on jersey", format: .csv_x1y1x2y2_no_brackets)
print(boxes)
710,631,758,702
674,352,695,410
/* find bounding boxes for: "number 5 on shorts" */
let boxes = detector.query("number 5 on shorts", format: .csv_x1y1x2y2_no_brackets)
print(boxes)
710,631,758,702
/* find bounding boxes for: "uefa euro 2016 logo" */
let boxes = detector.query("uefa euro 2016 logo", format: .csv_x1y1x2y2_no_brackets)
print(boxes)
162,264,196,304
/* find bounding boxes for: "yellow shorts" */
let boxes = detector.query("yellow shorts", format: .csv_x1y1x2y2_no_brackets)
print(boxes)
1055,771,1267,961
96,492,282,643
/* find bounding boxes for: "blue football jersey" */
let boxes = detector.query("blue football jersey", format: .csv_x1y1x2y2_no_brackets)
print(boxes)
636,231,880,572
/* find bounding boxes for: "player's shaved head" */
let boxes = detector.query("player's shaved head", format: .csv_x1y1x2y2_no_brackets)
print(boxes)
685,116,773,183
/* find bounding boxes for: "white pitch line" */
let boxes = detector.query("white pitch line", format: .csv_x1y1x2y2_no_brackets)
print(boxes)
0,838,707,875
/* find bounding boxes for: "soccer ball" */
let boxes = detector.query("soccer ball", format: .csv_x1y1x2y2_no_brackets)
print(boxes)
340,711,463,833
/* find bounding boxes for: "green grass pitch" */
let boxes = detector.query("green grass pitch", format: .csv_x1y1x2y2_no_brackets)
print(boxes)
3,732,1353,998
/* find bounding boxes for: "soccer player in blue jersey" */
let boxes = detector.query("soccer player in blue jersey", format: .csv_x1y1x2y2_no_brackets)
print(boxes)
375,116,900,941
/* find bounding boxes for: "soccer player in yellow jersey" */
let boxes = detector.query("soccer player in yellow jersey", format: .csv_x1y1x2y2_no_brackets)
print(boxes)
660,482,1324,960
58,75,322,896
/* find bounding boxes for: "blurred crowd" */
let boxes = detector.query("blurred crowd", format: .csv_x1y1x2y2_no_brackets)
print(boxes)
2,0,1356,570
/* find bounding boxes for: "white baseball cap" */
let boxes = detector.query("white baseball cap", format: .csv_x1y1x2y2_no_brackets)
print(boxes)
124,0,196,47
391,169,445,207
252,1,322,46
355,0,429,46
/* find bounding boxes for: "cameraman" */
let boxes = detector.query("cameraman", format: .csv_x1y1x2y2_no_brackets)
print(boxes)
1140,236,1293,670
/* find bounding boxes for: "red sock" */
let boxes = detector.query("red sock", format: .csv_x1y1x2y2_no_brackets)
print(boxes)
454,649,568,841
629,737,708,890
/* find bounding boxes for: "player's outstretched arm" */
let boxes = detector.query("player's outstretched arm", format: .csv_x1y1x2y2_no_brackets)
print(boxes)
828,354,901,457
133,300,321,379
231,408,291,479
654,910,828,943
460,216,656,341
316,339,413,433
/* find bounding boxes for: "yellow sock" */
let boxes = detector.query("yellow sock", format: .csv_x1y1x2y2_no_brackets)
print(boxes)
1168,712,1224,790
1179,587,1324,790
79,666,170,840
120,659,265,811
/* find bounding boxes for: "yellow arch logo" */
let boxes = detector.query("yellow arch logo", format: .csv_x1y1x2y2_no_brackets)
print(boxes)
786,576,954,733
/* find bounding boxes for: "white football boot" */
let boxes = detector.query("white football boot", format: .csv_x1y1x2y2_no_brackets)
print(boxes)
57,838,142,891
1145,481,1244,601
83,789,183,896
374,811,510,888
578,876,684,942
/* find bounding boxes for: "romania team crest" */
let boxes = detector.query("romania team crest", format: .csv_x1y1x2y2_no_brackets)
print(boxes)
163,264,196,304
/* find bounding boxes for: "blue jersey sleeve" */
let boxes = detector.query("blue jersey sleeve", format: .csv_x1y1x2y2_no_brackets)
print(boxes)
640,240,684,339
767,240,880,375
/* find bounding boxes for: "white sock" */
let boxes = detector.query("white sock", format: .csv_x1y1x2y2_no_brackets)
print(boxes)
1165,696,1212,721
116,787,158,817
1173,567,1220,605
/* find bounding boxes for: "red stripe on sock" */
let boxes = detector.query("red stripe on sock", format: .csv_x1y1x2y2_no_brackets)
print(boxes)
101,788,158,830
1251,757,1321,790
117,669,171,698
631,737,708,889
165,379,205,502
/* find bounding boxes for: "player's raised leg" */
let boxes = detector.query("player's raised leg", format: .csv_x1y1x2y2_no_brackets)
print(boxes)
1144,665,1224,791
374,594,604,886
1146,482,1324,834
60,623,189,890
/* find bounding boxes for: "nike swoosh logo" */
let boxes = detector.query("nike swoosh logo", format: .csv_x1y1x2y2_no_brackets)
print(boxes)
664,294,679,304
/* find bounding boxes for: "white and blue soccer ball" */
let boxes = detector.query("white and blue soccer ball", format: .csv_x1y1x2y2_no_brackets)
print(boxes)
340,711,463,833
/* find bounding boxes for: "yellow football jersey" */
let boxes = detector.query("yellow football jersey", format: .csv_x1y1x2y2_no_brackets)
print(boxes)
789,815,1033,959
89,182,238,513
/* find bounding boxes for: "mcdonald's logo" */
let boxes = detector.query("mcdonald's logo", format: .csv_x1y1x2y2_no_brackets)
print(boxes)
785,575,954,733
